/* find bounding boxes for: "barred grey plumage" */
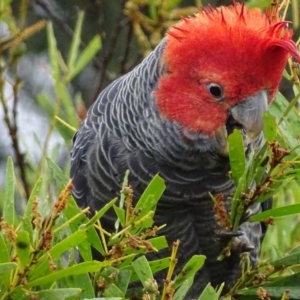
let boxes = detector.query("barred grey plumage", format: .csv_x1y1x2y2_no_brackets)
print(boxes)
70,39,267,297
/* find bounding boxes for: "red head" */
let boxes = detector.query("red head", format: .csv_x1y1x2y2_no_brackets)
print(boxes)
155,3,300,135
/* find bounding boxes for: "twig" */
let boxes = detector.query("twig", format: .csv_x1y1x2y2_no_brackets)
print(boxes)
12,68,30,199
0,61,30,199
119,22,134,74
161,240,180,299
93,0,129,99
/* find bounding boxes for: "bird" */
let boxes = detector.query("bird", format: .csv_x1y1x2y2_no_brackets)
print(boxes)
70,2,300,298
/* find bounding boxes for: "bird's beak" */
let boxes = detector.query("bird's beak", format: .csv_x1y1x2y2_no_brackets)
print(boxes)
230,90,268,142
216,90,268,156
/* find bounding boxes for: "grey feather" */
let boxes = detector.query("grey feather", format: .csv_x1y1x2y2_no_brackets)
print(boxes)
70,39,268,297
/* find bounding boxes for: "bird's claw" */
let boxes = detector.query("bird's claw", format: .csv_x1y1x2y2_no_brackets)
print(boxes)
215,229,244,238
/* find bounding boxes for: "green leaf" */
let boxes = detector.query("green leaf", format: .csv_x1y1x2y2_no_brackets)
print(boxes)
215,283,225,298
246,0,270,9
165,0,181,10
72,273,95,299
197,283,219,300
131,256,153,286
149,236,168,251
67,35,102,81
22,177,43,238
47,22,60,80
67,11,85,72
3,157,15,226
9,286,30,300
269,93,300,154
0,233,11,293
27,261,109,287
47,158,69,190
55,81,79,127
35,288,81,300
271,250,300,268
115,170,130,232
0,231,10,264
28,229,88,280
254,178,292,204
148,0,158,22
103,284,124,297
50,229,87,258
0,262,17,275
173,276,194,300
263,111,277,142
63,196,104,259
134,174,165,220
117,269,131,295
249,203,300,222
37,93,74,145
113,205,125,226
238,272,300,298
16,231,31,270
85,197,118,227
228,130,246,187
129,257,169,282
174,255,206,289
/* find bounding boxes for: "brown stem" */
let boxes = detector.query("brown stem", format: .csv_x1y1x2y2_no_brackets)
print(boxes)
11,70,30,199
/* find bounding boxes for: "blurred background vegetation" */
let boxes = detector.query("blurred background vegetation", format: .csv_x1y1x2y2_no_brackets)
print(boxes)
0,0,300,298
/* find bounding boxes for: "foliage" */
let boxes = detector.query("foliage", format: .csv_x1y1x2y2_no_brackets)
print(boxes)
0,0,300,299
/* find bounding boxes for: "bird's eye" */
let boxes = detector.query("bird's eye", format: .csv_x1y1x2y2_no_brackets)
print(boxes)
207,83,223,100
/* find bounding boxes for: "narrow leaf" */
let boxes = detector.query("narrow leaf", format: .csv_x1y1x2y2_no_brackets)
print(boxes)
35,288,81,300
63,196,104,258
103,284,124,297
173,277,194,300
47,22,60,80
0,233,10,291
22,177,43,237
228,130,246,186
67,11,85,71
197,283,219,300
16,231,31,270
3,156,15,226
174,255,206,289
134,174,165,218
263,111,277,142
72,273,95,299
129,257,169,282
55,82,79,127
249,203,300,222
113,205,125,226
67,35,101,81
117,269,131,295
28,230,87,280
47,157,68,190
132,256,153,286
0,262,17,275
271,251,300,267
27,261,109,287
